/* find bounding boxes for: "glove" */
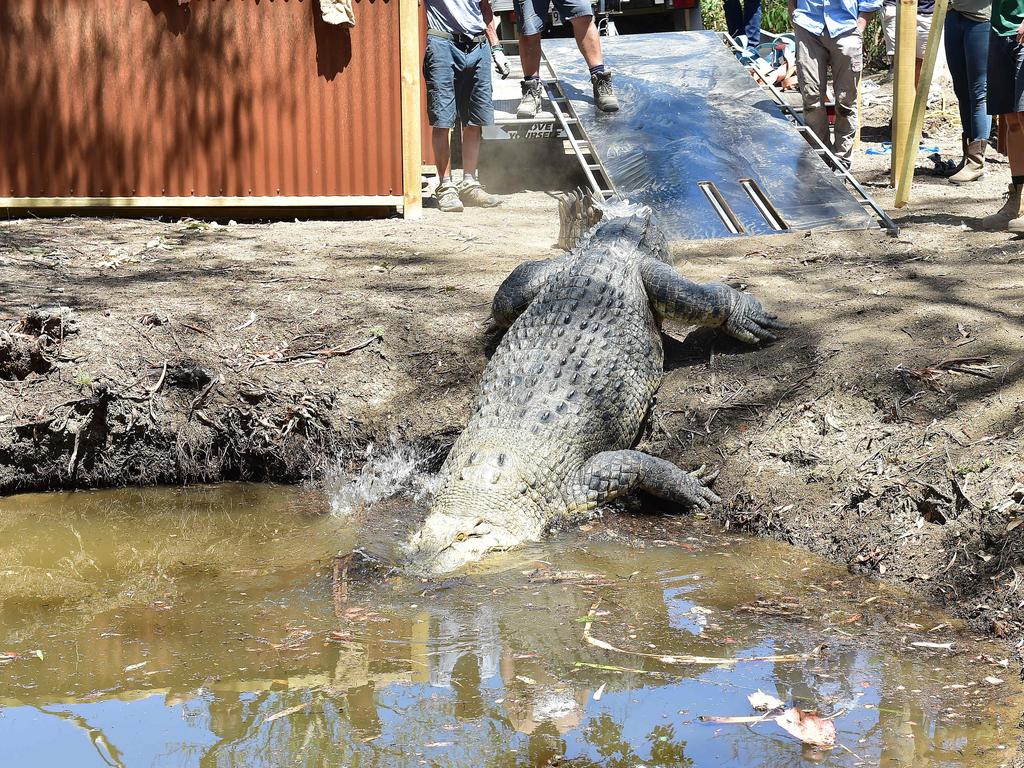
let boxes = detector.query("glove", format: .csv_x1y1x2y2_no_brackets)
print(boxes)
492,46,511,79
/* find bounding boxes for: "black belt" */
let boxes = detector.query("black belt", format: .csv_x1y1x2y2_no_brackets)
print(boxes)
427,29,487,47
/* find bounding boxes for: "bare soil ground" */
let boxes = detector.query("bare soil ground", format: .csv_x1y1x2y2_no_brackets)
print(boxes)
0,75,1021,737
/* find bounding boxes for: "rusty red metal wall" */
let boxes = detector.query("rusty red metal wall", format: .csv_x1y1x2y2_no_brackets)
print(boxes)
0,0,403,199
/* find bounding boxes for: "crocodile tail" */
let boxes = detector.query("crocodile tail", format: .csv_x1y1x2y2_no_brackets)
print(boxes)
557,190,671,262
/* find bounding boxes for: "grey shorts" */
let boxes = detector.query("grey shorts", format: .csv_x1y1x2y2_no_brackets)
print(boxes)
514,0,593,36
988,31,1024,115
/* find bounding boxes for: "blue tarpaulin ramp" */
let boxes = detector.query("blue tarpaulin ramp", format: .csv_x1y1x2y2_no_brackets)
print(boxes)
542,31,879,240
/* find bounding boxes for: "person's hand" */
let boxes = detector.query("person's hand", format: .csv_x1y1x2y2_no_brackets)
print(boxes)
492,46,511,79
856,13,869,32
1017,19,1024,44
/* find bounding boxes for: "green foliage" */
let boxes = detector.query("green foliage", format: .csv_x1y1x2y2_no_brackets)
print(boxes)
700,0,888,70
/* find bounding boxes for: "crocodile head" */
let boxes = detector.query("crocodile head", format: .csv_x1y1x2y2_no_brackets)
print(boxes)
404,448,544,575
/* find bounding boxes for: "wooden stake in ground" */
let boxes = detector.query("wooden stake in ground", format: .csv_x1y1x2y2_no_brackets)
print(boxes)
399,0,423,220
894,0,950,206
891,0,918,186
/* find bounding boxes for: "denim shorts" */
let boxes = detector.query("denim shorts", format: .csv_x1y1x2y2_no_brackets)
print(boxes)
514,0,593,36
423,34,494,129
988,31,1024,115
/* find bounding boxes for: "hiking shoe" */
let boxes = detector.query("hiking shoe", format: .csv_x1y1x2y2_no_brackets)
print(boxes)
435,181,463,213
458,178,502,208
592,71,619,112
982,184,1022,231
517,79,543,119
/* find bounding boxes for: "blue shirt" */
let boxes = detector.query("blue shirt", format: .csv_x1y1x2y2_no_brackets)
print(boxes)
426,0,486,34
793,0,883,37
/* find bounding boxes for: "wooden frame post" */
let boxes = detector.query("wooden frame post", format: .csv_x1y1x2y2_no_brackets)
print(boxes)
890,0,918,186
894,0,949,206
399,0,423,220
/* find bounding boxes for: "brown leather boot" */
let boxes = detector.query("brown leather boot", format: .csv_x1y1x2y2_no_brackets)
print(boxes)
982,184,1023,230
949,139,987,184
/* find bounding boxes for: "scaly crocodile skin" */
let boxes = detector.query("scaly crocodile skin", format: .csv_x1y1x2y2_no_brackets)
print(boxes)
407,206,781,574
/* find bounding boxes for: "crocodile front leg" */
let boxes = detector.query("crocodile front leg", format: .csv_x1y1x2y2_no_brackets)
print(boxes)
639,257,784,344
565,450,720,516
491,258,561,328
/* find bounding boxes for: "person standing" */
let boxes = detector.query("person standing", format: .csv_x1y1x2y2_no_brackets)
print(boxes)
882,0,939,85
944,0,992,182
726,0,763,51
424,0,510,213
790,0,882,167
981,0,1024,230
514,2,619,119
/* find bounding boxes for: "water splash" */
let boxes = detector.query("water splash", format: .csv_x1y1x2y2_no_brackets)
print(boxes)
326,437,440,517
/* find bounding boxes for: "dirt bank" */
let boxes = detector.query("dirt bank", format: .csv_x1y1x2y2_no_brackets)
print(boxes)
1,77,1022,700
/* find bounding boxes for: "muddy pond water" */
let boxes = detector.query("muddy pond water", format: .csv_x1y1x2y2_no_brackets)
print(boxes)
0,484,1019,767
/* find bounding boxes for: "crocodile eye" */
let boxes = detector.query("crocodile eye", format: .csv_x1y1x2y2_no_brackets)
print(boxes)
454,532,467,543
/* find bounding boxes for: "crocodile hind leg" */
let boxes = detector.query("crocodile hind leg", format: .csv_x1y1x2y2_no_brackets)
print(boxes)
639,257,785,344
491,258,561,328
566,450,720,516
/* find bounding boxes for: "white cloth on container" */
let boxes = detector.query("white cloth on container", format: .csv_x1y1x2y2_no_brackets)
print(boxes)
321,0,357,27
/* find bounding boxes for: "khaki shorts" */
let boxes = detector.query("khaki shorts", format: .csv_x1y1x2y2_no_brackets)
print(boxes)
883,4,933,58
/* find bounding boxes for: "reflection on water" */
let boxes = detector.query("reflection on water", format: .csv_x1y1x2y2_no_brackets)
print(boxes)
0,485,1019,768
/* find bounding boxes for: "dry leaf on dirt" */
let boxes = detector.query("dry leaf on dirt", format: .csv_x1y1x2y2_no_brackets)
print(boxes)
774,707,836,747
748,689,785,711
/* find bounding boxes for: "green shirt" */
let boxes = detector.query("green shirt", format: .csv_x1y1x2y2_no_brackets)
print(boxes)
992,0,1024,36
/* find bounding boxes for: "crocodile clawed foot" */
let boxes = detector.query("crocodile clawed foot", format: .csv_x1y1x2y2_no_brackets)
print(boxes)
681,465,721,510
725,293,786,345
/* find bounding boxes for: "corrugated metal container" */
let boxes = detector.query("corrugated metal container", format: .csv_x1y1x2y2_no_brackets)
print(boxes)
0,0,411,206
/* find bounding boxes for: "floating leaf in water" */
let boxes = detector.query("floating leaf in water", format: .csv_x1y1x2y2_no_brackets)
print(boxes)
264,703,311,723
748,690,785,712
774,707,836,747
124,661,148,672
593,683,607,701
0,649,44,663
699,714,766,724
910,641,954,650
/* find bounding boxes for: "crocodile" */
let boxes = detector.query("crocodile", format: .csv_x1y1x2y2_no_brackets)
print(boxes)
406,203,782,574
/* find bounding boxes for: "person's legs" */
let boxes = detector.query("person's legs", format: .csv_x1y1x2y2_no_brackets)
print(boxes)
795,25,833,152
948,12,991,182
461,125,483,177
1007,112,1024,177
829,29,864,162
963,16,992,141
432,128,452,180
724,0,745,42
982,33,1024,228
423,35,462,211
568,14,603,68
457,43,501,207
743,0,762,48
518,33,543,78
914,13,931,87
944,10,972,135
882,3,897,78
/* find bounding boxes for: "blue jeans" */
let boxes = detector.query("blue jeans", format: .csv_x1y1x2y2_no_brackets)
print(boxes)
725,0,761,48
944,9,991,139
423,34,494,129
